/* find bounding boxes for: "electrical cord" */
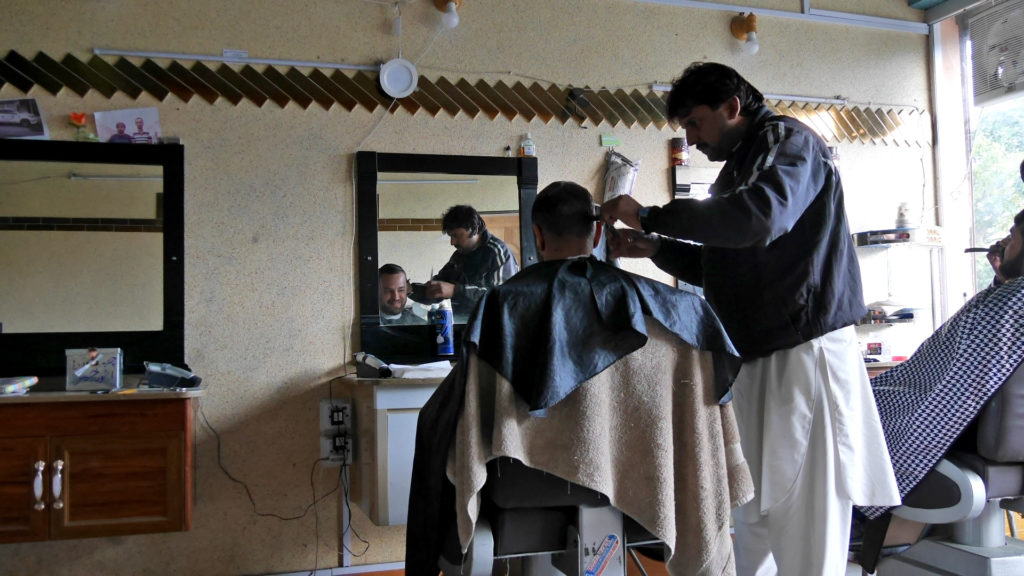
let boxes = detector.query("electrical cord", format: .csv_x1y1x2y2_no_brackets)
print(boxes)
339,459,371,559
326,375,369,562
198,400,343,521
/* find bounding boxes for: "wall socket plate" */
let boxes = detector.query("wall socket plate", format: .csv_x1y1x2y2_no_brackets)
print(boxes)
319,398,352,466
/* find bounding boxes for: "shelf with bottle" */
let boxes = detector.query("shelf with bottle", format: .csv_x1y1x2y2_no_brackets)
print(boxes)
852,225,943,248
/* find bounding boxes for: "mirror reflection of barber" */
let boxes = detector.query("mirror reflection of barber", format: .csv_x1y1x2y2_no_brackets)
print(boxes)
424,205,519,319
379,263,425,325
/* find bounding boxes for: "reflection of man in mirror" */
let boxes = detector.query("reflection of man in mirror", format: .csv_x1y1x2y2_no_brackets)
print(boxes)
426,205,519,317
379,263,422,325
131,117,154,144
108,122,133,143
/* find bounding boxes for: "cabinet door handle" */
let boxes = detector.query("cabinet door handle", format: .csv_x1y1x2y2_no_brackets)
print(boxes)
52,459,64,510
33,461,46,511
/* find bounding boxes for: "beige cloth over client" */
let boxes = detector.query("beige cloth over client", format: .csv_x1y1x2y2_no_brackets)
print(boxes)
448,318,755,576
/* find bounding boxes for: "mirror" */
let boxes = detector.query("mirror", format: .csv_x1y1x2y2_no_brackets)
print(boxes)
356,151,538,363
377,172,522,325
0,139,185,380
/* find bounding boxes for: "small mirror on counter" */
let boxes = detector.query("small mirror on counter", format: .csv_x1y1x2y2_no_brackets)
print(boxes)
66,347,122,392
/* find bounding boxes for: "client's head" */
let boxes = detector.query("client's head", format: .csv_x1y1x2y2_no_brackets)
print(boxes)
531,181,603,261
378,263,409,316
1000,209,1024,281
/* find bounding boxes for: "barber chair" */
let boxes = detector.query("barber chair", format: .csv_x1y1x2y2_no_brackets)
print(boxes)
860,361,1024,575
438,457,665,576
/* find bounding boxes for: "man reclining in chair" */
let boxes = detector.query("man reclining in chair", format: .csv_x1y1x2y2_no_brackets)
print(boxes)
855,206,1024,570
406,181,754,576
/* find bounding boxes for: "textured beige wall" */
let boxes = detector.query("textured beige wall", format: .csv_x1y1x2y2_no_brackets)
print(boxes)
0,1,932,574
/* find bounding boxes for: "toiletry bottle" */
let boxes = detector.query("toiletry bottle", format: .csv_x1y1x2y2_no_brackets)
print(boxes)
434,299,454,356
519,133,536,157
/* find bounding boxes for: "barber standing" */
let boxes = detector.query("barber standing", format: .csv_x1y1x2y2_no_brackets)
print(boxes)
601,62,899,576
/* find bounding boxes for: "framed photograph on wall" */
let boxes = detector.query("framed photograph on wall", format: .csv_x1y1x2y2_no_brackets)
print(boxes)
94,107,161,144
0,97,49,140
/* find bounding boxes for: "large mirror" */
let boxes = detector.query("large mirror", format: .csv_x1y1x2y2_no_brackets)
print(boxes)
0,139,185,382
356,151,538,363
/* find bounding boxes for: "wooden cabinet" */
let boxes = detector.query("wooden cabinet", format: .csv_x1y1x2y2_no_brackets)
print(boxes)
0,396,194,543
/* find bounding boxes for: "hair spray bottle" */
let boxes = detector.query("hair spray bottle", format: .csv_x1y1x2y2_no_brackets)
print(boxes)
432,300,454,356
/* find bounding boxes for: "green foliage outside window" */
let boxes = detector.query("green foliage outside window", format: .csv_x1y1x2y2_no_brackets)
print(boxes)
971,98,1024,292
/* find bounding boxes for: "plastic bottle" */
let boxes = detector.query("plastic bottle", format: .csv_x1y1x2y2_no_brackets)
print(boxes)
433,300,454,356
519,133,536,157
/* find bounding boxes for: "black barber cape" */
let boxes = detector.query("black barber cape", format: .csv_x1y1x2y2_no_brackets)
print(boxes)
405,256,740,575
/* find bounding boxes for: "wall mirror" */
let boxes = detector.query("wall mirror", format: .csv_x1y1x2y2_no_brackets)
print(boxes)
356,151,538,363
0,139,185,382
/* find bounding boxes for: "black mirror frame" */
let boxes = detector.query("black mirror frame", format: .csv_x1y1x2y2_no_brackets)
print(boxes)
0,139,186,380
356,151,538,363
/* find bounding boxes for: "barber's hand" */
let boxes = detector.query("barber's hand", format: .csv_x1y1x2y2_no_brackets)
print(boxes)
425,280,454,300
607,228,661,260
600,195,644,231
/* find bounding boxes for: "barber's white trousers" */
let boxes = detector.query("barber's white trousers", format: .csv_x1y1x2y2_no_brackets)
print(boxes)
730,326,900,576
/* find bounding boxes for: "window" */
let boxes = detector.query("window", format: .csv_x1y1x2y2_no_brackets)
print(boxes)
968,98,1024,291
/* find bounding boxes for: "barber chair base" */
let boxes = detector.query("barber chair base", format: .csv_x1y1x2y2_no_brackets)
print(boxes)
877,536,1024,575
439,506,631,576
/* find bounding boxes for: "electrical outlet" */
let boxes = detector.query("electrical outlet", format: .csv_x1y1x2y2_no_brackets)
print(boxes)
320,434,352,465
333,435,353,464
330,404,349,427
319,398,353,467
320,398,351,435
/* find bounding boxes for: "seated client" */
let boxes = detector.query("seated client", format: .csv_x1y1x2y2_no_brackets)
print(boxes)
406,181,754,575
856,207,1024,534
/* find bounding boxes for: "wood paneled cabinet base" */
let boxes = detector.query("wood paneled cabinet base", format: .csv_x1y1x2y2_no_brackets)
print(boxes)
0,398,193,543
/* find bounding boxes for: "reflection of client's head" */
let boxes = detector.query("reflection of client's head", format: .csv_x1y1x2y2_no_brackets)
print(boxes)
115,122,126,134
379,263,409,316
531,181,602,261
441,205,486,254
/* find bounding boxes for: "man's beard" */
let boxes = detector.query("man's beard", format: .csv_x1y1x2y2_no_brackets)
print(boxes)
698,124,742,162
1000,248,1024,281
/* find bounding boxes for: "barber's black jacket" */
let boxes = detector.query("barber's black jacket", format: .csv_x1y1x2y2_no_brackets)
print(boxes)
644,106,866,359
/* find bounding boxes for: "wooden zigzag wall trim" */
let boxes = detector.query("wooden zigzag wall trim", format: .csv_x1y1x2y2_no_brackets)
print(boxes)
0,50,931,147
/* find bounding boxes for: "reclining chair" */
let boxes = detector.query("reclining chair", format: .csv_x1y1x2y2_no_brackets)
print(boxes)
858,361,1024,575
440,320,754,576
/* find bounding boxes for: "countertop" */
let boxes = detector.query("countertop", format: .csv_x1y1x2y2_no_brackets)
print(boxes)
0,386,205,404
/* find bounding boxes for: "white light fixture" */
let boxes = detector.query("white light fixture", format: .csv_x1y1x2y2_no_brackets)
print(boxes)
379,58,419,98
434,0,462,29
730,12,759,54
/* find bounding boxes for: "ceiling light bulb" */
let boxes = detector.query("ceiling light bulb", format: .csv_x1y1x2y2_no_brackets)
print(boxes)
744,31,760,54
442,1,459,28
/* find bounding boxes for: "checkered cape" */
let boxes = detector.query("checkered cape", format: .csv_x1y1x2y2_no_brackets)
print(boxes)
859,277,1024,519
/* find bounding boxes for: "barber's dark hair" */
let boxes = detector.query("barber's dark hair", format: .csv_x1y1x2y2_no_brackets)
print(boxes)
441,205,486,236
379,263,407,279
1015,209,1024,229
666,62,764,121
532,181,597,239
1019,158,1023,183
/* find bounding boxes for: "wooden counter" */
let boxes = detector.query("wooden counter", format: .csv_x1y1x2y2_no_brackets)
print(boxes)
0,387,202,543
